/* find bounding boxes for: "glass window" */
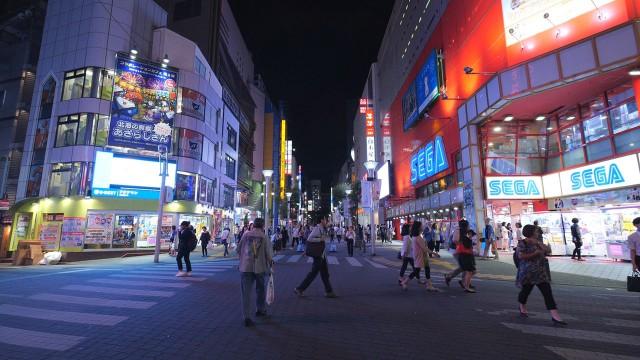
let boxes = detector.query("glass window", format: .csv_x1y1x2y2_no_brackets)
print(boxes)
560,124,583,152
614,128,640,153
77,114,88,145
55,114,88,147
580,96,606,119
546,132,560,154
26,165,43,197
455,152,463,184
99,69,114,100
62,69,86,100
486,134,516,156
586,139,612,161
83,68,94,97
485,158,515,175
546,155,562,172
562,148,585,167
607,84,634,106
39,77,56,119
226,124,237,150
558,109,579,128
48,162,83,196
93,115,110,146
610,101,639,134
518,135,547,156
175,173,197,201
223,185,234,209
516,158,544,174
225,154,236,179
517,120,548,134
112,215,138,248
582,114,609,143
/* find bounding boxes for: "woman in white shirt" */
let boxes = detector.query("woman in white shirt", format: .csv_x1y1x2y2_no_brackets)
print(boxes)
345,226,356,257
398,223,416,284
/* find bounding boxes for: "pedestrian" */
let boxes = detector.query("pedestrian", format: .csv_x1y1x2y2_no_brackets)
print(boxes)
506,223,514,249
446,221,477,293
221,227,231,257
533,220,544,244
570,218,584,261
424,222,435,257
365,225,371,243
516,224,566,325
483,219,498,259
200,226,211,257
401,220,440,292
294,216,337,298
398,223,417,285
514,222,523,251
433,223,441,253
336,225,343,244
176,221,196,277
345,225,355,257
237,218,273,327
291,222,300,249
629,217,640,273
495,222,504,250
169,225,177,256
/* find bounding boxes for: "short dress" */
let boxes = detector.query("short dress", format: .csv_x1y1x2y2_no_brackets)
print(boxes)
457,236,476,272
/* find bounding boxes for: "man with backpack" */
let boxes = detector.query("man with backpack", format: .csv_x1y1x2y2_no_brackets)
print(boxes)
176,221,197,277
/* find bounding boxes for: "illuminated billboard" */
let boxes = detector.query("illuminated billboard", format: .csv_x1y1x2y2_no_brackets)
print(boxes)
415,50,440,114
92,151,176,199
377,161,391,199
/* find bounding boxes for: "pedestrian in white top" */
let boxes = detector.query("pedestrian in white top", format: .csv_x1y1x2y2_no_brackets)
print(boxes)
398,223,417,284
628,217,640,273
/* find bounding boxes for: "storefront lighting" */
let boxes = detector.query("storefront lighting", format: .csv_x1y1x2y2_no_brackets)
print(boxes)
567,115,576,121
535,115,546,121
130,49,138,55
546,127,553,130
504,115,514,122
130,54,136,60
488,142,494,147
453,207,458,211
162,55,170,64
493,126,502,132
629,69,640,76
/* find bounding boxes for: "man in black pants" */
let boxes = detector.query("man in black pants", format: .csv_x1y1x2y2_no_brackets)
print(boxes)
176,221,196,277
200,226,211,257
294,216,336,298
570,218,583,261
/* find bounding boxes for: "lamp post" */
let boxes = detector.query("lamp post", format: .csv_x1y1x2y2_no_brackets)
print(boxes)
363,161,378,256
262,170,273,234
154,145,169,263
286,191,292,225
345,188,352,227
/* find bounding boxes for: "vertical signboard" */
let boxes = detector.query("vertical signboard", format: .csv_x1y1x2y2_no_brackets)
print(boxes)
365,109,376,162
109,55,178,151
280,120,287,200
382,113,392,163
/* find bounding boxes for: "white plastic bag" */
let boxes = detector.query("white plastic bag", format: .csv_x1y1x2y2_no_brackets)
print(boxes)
41,251,62,265
266,273,275,305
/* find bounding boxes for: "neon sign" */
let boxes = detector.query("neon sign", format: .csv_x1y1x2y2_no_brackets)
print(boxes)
410,136,448,185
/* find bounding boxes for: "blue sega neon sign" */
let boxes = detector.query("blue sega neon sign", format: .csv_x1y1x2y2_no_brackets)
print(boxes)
570,164,624,191
410,136,449,185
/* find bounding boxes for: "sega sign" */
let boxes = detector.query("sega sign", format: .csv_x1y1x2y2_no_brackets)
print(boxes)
559,154,640,196
485,176,544,199
410,136,449,185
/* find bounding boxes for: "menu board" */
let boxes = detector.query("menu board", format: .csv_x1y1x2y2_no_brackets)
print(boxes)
60,217,85,251
85,213,114,245
15,213,32,239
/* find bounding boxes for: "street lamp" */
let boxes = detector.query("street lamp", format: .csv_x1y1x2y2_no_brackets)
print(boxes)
263,169,273,233
345,188,352,227
363,161,378,256
154,145,169,263
286,191,292,225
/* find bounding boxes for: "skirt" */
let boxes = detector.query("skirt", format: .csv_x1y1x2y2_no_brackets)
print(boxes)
458,253,476,272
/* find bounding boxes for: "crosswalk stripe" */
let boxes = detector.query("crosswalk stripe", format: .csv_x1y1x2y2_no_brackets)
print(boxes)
603,318,640,329
345,257,363,267
110,274,206,282
62,285,174,297
611,309,640,316
327,256,339,265
287,255,302,263
154,264,236,268
88,279,190,288
273,255,285,261
134,268,228,273
545,346,640,360
125,270,216,276
28,293,156,309
0,304,127,326
502,322,640,345
363,258,387,269
0,325,85,351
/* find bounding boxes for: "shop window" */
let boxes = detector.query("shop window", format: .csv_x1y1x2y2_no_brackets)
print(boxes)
92,115,110,146
562,149,585,168
610,101,639,134
557,109,579,128
55,114,88,147
62,69,86,100
62,67,113,101
455,152,463,184
225,154,236,179
586,139,613,161
26,165,43,197
48,162,84,197
516,158,544,175
223,185,234,209
426,183,434,196
485,158,515,175
486,134,516,157
226,124,237,150
607,84,634,107
175,172,197,201
546,132,560,154
112,214,138,248
517,135,546,156
582,114,610,143
546,155,562,172
614,128,640,153
580,96,606,119
517,121,548,135
98,69,114,100
560,124,583,152
176,128,203,159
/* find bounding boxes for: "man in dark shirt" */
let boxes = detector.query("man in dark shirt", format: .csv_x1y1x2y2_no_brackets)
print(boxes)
176,221,196,277
570,218,584,261
200,226,211,257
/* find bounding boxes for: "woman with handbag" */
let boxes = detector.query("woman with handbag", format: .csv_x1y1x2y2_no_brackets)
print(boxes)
294,216,337,298
516,224,566,325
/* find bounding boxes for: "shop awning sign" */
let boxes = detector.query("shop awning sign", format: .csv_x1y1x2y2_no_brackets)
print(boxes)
485,176,544,200
558,154,640,196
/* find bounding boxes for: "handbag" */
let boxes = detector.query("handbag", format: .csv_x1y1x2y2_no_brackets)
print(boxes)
266,273,275,305
305,241,325,257
628,271,640,292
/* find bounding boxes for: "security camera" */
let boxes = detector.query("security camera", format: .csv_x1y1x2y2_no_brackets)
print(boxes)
464,66,473,74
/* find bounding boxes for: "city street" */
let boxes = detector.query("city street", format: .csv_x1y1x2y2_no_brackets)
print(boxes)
1,243,639,360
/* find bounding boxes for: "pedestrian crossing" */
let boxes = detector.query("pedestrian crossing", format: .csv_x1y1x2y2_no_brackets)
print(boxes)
0,259,236,352
272,254,388,269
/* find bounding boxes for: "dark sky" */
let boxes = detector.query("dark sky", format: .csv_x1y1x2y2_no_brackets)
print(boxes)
229,1,394,189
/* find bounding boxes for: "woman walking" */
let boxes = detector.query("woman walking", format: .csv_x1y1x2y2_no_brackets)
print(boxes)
401,221,440,292
516,224,566,325
398,223,417,285
445,220,477,292
345,226,356,257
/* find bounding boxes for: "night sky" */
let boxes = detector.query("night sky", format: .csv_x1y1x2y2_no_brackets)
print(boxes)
230,1,394,189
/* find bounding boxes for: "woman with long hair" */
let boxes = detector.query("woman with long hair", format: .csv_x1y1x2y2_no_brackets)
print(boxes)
445,220,476,292
401,221,440,292
398,223,417,285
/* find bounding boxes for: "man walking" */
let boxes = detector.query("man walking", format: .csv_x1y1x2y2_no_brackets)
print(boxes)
200,226,211,257
176,221,196,277
294,216,337,298
570,218,584,261
237,218,273,327
483,219,497,259
221,227,231,257
629,217,640,273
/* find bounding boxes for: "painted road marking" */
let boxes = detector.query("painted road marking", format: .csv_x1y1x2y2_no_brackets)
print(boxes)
287,255,302,263
0,269,94,283
134,268,227,273
363,258,386,269
603,318,640,329
88,279,190,288
62,285,174,297
0,325,84,351
327,256,339,265
125,270,216,276
273,255,285,262
28,293,156,309
345,257,363,267
0,304,127,326
545,346,640,360
502,322,640,345
110,274,206,282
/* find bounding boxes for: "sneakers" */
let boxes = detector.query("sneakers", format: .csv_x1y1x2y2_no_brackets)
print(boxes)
294,288,304,297
464,288,477,293
325,292,337,298
185,271,192,277
244,318,255,327
175,271,187,277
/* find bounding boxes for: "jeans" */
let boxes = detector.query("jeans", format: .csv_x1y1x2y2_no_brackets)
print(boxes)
297,256,333,293
176,249,192,272
346,239,354,256
201,242,208,256
483,240,496,258
518,282,557,310
435,241,441,252
572,242,582,259
223,242,229,257
240,272,267,319
399,257,415,278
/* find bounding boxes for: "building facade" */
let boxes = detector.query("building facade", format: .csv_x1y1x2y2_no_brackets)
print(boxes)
8,0,239,257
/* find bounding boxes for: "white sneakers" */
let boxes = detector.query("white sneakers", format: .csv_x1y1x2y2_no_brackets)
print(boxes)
176,271,193,277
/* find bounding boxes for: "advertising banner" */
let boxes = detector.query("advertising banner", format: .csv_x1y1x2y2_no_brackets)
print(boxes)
178,129,203,159
60,217,85,251
39,222,62,251
15,213,32,239
176,173,196,201
485,176,545,199
109,55,178,151
85,213,114,245
558,154,640,196
180,87,206,120
402,80,418,131
415,50,440,113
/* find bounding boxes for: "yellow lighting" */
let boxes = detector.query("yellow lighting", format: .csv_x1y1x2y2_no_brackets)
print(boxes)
280,119,286,200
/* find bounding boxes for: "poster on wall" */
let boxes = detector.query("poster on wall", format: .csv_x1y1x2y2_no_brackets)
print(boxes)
402,80,418,131
60,217,85,251
15,213,32,239
180,88,206,120
39,221,62,251
85,213,114,245
108,55,178,151
176,173,196,201
178,128,203,159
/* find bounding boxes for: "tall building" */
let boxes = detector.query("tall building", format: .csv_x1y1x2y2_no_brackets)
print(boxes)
363,0,640,256
310,179,321,212
0,0,47,257
8,0,238,259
